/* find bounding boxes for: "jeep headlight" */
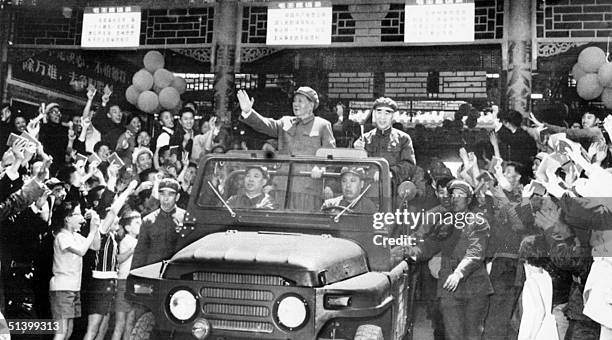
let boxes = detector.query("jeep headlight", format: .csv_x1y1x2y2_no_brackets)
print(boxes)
274,294,308,330
168,288,198,322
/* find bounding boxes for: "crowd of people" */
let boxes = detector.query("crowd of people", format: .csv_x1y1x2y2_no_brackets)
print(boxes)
0,82,609,340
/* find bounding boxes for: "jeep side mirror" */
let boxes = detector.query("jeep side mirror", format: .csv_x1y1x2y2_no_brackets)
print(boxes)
398,181,417,202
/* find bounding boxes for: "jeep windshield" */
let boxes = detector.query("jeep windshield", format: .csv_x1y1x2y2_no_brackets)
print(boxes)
196,158,382,215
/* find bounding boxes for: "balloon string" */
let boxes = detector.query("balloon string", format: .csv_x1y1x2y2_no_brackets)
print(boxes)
607,36,610,62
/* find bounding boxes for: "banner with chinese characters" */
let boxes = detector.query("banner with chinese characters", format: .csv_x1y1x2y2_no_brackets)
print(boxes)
12,50,136,99
81,6,141,48
404,0,474,43
266,1,332,45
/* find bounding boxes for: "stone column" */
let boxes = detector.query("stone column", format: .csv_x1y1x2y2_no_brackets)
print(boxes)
506,0,533,117
212,0,239,123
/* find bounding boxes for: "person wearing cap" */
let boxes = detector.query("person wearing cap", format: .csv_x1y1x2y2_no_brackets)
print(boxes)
354,97,416,186
227,166,277,210
237,87,336,210
321,167,376,214
237,87,335,156
131,178,186,269
408,179,492,340
39,103,69,173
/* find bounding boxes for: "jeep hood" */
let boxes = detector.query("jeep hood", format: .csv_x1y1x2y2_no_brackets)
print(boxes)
168,231,369,286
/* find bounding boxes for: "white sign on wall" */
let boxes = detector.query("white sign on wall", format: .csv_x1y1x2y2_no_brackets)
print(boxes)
81,6,141,48
266,1,332,45
404,0,474,43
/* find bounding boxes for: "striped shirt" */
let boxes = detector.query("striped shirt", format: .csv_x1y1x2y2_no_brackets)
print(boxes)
92,233,117,279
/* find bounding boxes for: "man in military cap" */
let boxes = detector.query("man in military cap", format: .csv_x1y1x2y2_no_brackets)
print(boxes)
354,97,416,186
237,87,335,155
321,167,376,214
131,178,185,269
237,87,336,210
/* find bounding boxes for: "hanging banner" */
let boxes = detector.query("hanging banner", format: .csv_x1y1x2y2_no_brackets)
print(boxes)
266,1,332,45
404,0,474,43
81,6,141,48
12,50,136,99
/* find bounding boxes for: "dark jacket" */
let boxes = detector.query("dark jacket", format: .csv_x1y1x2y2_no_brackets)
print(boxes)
0,179,45,223
417,213,494,298
131,207,186,269
39,122,68,171
497,126,537,169
92,108,124,150
363,127,416,183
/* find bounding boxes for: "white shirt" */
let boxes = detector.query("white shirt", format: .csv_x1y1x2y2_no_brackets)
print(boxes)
156,127,173,149
118,234,137,279
50,230,87,291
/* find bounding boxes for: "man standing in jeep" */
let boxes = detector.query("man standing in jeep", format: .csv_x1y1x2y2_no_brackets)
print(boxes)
236,87,335,156
354,97,416,186
237,87,336,210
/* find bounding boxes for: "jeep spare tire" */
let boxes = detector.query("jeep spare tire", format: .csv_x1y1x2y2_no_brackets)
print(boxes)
130,311,155,340
354,324,384,340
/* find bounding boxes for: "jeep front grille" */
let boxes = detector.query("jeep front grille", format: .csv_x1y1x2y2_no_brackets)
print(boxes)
204,303,270,317
192,272,288,286
208,319,274,333
201,287,273,301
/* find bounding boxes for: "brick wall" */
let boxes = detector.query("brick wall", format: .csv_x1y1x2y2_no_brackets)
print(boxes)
12,6,215,46
328,72,374,99
439,71,488,99
383,71,487,99
536,0,612,39
142,8,214,45
384,72,428,97
14,2,504,47
13,9,82,45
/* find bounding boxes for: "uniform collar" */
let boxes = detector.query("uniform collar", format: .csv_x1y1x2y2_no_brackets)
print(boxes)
293,115,315,125
376,127,392,136
159,206,176,216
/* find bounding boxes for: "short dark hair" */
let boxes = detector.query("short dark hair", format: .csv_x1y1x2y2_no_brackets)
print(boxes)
139,168,158,183
51,200,80,232
56,165,77,184
179,108,195,118
435,176,453,190
93,141,110,153
498,110,523,127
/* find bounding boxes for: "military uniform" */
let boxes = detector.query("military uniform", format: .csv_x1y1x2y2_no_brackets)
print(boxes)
131,207,185,269
227,193,278,210
321,195,377,214
241,110,335,155
363,127,416,182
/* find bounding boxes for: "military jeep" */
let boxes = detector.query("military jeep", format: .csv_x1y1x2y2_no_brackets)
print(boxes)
127,149,417,340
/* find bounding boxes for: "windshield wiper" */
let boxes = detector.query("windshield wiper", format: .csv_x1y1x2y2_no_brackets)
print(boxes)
208,180,236,217
334,184,371,223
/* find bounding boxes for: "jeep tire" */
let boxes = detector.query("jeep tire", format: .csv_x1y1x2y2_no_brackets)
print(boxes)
354,324,384,340
129,311,155,340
